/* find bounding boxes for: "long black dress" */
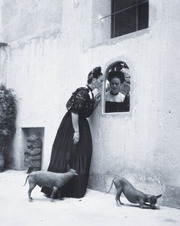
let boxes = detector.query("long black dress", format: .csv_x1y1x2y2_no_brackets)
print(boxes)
41,86,95,198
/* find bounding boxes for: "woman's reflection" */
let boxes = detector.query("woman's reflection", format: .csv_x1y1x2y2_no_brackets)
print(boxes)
105,64,130,113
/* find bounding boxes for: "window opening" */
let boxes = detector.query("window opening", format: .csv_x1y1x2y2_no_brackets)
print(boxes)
107,0,149,38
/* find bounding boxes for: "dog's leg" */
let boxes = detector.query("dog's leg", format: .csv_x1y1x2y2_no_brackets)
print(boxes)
28,183,36,202
138,198,145,208
115,188,123,206
50,186,58,202
57,189,62,200
144,203,151,207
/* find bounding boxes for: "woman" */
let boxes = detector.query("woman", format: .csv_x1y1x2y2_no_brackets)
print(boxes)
41,67,103,198
105,71,129,113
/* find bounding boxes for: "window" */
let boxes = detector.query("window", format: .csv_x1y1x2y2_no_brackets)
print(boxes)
111,0,149,38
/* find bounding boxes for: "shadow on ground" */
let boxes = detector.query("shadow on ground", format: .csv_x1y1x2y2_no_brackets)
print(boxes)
0,170,180,226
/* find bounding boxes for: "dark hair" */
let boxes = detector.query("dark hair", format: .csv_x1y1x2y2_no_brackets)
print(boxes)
87,66,102,84
107,71,125,83
112,61,129,71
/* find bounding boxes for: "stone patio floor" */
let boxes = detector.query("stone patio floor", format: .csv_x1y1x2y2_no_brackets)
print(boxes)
0,170,180,226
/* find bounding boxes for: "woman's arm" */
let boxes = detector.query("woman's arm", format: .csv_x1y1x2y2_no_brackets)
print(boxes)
71,112,80,144
93,92,101,109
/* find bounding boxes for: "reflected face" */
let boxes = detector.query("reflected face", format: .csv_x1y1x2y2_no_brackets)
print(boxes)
94,75,104,89
109,77,121,95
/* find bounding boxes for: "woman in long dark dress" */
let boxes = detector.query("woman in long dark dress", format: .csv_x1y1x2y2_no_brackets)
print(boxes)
41,67,103,198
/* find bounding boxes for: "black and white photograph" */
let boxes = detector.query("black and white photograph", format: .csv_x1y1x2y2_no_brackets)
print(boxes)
0,0,180,225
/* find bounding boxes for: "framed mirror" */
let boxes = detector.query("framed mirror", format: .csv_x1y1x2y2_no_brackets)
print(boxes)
104,61,130,113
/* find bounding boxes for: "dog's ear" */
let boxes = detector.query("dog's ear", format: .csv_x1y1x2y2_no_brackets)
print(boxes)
156,194,162,199
67,164,71,171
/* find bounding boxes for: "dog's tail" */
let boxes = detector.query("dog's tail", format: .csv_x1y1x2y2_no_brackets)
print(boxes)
22,175,29,186
106,178,116,194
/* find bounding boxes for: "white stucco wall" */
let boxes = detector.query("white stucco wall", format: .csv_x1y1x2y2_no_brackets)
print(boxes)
88,0,180,208
0,0,180,208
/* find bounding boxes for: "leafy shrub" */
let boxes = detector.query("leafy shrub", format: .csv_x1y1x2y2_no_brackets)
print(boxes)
0,84,17,154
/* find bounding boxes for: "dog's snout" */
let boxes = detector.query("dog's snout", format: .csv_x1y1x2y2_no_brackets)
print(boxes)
73,170,78,176
70,169,78,176
151,204,156,209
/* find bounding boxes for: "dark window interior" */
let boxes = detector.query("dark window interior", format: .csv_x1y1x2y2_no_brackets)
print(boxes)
111,0,149,38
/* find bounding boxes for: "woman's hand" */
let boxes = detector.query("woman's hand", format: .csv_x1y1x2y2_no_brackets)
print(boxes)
71,113,80,145
93,92,101,109
94,93,101,103
73,131,80,144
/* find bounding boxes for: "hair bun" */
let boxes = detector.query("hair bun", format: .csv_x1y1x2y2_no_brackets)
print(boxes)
92,66,102,76
87,66,102,83
107,71,125,83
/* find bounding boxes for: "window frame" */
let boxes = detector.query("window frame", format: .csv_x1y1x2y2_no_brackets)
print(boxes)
111,0,149,38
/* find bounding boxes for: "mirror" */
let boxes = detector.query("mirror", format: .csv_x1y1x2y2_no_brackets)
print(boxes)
104,61,130,113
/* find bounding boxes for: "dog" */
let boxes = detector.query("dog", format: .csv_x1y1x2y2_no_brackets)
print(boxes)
23,168,77,202
107,177,162,209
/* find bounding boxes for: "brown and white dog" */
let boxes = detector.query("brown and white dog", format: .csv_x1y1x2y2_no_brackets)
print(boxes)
107,177,162,209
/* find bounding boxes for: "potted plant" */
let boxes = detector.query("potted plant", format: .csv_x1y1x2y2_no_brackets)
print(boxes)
0,84,17,172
